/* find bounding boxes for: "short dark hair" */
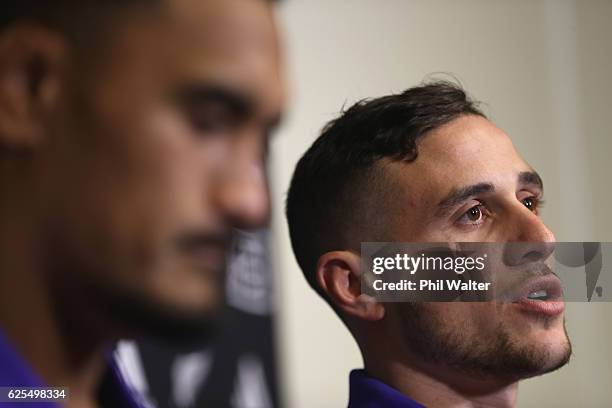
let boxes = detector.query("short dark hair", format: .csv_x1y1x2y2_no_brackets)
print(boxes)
0,0,280,53
0,0,281,34
0,1,163,54
285,81,485,295
0,1,152,29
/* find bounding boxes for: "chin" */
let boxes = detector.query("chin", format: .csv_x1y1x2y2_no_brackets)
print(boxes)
542,333,572,372
151,259,225,312
97,275,224,347
521,324,572,377
116,290,223,347
161,283,223,314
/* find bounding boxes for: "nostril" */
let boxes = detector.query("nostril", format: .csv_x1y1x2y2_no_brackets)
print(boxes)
503,241,555,267
523,250,545,263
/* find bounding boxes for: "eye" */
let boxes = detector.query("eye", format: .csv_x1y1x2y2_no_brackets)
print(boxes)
521,196,542,213
457,204,488,226
188,106,233,134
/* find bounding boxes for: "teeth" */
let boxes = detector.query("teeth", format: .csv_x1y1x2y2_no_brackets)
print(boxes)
528,290,548,300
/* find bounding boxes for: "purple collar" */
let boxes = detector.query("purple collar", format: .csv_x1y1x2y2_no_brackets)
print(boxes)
0,329,144,408
348,369,426,408
0,329,59,407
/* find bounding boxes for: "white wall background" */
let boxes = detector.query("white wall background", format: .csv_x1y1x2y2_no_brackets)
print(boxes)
270,1,612,407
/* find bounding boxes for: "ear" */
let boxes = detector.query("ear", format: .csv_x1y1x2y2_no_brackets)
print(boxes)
0,24,66,151
316,250,385,321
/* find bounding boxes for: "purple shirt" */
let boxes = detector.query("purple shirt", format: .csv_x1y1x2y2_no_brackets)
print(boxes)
0,329,144,408
348,369,426,408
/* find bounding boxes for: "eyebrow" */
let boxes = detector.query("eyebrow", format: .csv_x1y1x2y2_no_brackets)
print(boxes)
176,83,284,135
518,171,544,191
176,83,255,120
434,171,545,217
436,182,495,217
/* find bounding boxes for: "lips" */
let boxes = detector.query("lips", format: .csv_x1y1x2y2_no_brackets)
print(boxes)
177,230,233,273
510,274,565,316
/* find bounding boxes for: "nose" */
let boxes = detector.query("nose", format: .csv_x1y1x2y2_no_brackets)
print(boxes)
214,160,270,230
503,204,556,267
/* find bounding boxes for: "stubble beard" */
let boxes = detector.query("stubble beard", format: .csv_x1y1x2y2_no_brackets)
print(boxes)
398,302,572,381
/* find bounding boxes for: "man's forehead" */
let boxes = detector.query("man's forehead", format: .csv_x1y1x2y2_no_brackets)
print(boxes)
166,0,279,51
95,0,284,114
384,115,534,203
418,115,514,162
166,0,284,112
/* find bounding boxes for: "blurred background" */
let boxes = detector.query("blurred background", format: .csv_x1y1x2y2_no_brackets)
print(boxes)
271,0,612,407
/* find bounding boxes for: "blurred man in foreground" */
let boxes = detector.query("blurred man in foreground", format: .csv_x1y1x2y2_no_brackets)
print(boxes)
0,0,284,407
286,82,569,407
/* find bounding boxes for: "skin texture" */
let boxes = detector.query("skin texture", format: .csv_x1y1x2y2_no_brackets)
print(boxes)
0,0,284,407
317,115,569,408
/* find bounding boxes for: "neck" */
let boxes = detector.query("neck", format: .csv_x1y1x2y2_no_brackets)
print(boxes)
0,200,106,408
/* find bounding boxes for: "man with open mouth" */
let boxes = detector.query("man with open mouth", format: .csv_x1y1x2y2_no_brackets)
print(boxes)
285,81,570,407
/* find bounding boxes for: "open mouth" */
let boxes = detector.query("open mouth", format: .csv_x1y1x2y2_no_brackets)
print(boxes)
510,274,565,316
526,289,552,301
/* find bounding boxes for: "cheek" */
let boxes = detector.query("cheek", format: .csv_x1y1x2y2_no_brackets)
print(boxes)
426,303,507,336
46,115,199,274
140,113,231,230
